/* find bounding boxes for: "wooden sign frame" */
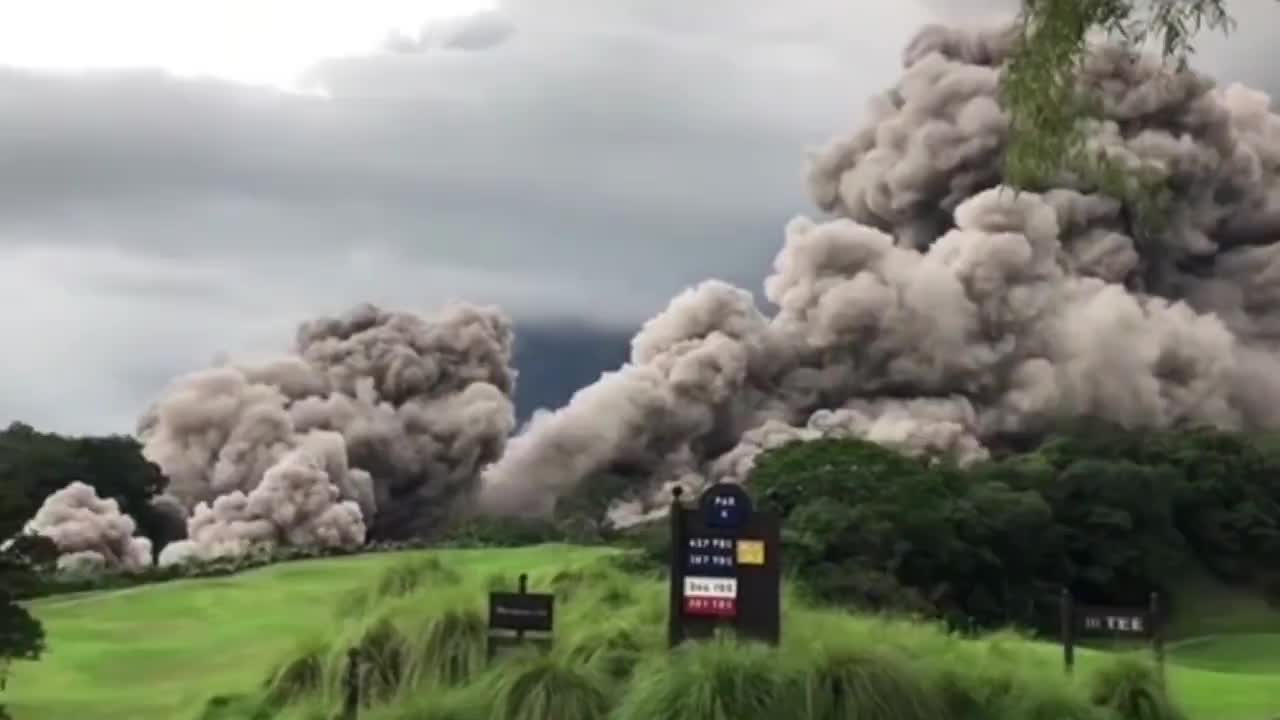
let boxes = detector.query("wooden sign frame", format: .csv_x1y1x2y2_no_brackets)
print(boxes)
667,483,781,648
1059,588,1165,681
487,574,554,660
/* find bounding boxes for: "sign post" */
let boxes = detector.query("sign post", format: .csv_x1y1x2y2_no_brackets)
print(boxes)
487,573,554,660
668,481,781,648
343,647,360,719
1060,588,1074,675
1060,588,1165,680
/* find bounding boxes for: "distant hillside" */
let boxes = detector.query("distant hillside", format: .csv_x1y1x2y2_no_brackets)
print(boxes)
511,320,633,423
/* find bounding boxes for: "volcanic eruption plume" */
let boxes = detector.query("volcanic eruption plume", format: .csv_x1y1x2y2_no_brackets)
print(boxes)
22,482,155,574
136,302,517,563
476,21,1280,524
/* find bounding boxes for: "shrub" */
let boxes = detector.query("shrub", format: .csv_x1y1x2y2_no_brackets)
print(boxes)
614,634,800,720
799,644,944,720
1087,656,1184,720
405,609,488,689
355,619,410,706
563,622,648,682
484,654,610,720
262,639,329,706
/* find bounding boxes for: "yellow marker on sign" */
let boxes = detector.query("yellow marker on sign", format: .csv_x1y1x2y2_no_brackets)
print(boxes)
737,540,765,565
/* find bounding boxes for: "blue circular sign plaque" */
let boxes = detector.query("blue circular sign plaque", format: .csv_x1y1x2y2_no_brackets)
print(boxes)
699,482,753,530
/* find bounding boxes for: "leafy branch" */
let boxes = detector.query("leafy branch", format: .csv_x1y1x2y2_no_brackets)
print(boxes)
999,0,1239,235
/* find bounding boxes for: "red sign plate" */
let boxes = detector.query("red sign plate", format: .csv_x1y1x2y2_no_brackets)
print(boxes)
683,596,737,617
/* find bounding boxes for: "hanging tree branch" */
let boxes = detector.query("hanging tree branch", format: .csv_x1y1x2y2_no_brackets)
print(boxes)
999,0,1242,234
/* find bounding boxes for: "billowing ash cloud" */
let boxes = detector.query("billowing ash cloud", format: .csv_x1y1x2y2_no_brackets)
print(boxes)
23,482,154,574
157,431,368,566
138,301,516,560
476,21,1280,523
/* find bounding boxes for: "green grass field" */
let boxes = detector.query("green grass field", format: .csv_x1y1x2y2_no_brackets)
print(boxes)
4,545,1278,720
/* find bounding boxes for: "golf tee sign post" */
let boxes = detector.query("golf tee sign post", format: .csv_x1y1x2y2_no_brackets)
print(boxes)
1060,588,1165,681
668,481,781,647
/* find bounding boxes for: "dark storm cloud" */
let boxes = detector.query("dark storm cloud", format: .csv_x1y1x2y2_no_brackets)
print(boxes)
0,0,1275,436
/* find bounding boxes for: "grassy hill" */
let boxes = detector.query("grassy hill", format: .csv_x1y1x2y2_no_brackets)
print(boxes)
4,545,1278,720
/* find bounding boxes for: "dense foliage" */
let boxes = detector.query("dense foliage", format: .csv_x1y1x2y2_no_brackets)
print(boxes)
750,425,1280,630
0,421,178,554
0,534,55,719
7,415,1280,642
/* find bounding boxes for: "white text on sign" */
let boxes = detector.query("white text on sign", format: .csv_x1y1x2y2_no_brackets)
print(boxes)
683,576,738,599
687,537,733,551
1083,615,1145,633
687,553,735,569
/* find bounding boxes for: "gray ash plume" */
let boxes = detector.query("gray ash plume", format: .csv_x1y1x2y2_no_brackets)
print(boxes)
137,301,516,561
476,21,1280,524
22,482,155,573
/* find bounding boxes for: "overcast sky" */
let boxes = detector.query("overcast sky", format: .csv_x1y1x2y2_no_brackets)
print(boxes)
1,0,1276,436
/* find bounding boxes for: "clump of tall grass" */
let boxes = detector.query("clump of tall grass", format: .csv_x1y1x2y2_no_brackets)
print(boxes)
262,637,330,706
196,693,275,720
360,685,487,720
799,642,944,720
377,557,460,597
614,632,801,720
225,553,1194,720
562,621,650,682
337,556,460,618
921,634,1099,720
477,571,521,594
1087,656,1185,720
402,608,489,689
484,653,610,720
355,618,411,705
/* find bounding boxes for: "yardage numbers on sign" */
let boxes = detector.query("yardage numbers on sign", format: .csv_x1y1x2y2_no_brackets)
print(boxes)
683,576,738,598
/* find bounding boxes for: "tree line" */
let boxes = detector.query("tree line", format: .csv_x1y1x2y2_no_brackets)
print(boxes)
746,424,1280,630
0,421,178,717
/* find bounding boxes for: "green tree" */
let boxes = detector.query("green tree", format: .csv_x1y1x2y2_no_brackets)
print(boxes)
747,426,1280,629
0,534,54,717
1001,0,1261,231
0,421,175,557
747,438,1008,622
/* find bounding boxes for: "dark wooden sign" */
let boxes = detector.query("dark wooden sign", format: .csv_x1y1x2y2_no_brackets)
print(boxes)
487,574,554,660
668,482,781,647
489,592,554,633
1059,589,1164,678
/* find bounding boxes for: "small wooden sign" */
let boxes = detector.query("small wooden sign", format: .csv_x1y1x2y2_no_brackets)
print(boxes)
1059,589,1165,680
487,574,554,660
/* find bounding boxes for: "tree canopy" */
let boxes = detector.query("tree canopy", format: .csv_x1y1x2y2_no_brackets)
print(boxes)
0,534,55,718
0,421,174,551
749,425,1280,629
